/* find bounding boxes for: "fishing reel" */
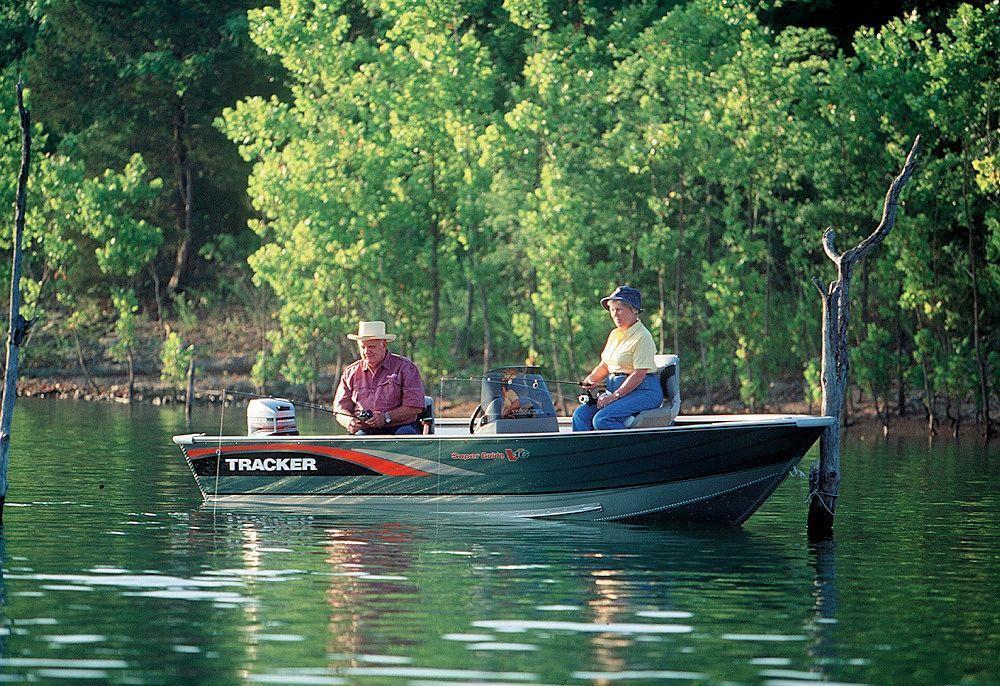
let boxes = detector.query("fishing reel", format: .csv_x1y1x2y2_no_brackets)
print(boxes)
578,387,611,406
355,409,374,421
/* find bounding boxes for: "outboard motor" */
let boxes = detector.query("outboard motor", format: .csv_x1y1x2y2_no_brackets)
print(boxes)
247,398,298,436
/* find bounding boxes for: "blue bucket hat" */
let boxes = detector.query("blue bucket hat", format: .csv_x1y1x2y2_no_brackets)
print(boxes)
601,285,642,313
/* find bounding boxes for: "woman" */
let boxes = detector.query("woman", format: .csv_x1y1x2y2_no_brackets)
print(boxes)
573,285,663,431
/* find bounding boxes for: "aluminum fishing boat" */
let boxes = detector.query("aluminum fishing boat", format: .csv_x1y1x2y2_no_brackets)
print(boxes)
173,360,833,524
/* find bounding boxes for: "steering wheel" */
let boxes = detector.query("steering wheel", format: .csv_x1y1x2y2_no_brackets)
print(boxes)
469,405,485,434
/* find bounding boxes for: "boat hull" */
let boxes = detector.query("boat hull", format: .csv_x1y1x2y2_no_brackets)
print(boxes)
175,416,830,524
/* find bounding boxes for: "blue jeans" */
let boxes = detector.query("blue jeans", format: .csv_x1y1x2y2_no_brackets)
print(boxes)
572,374,663,431
357,423,420,436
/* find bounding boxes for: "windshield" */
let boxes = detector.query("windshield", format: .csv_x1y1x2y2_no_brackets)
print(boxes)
480,367,557,425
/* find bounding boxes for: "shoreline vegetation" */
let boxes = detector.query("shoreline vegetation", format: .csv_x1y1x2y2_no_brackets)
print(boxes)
16,368,985,441
10,311,989,440
2,1,997,440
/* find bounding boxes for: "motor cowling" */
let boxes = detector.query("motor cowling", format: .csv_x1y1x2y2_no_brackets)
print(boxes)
247,398,298,436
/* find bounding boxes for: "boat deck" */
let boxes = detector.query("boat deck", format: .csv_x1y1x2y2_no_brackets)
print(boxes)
430,414,833,437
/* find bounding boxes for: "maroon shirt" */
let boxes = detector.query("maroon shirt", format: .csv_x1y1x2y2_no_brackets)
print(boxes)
334,352,426,416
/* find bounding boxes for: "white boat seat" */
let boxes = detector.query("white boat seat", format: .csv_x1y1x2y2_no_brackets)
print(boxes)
625,354,681,429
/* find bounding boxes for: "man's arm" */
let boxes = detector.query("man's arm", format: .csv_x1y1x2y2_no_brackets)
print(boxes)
384,359,427,427
373,405,424,428
332,372,355,431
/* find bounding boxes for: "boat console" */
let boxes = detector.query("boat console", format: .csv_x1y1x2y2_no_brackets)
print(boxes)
471,367,559,434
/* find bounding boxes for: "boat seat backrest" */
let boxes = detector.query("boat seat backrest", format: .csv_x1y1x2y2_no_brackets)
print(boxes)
628,355,681,429
419,395,435,435
655,354,680,414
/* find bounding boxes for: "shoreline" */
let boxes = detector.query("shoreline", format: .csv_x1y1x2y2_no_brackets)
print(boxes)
15,372,990,441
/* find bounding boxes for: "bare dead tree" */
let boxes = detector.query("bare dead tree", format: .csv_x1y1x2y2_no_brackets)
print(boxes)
808,136,920,542
0,81,33,523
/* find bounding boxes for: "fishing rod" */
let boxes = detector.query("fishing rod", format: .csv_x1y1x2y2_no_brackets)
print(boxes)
438,376,606,406
207,388,372,421
438,376,598,388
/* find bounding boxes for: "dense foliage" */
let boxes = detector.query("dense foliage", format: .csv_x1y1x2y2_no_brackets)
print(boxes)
1,0,997,432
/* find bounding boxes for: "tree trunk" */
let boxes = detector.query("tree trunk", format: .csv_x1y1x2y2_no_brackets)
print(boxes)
149,264,164,331
896,307,907,417
168,99,193,294
185,351,196,422
548,325,568,417
454,267,474,357
921,356,936,436
699,325,712,411
0,82,32,522
810,269,846,541
73,331,100,395
126,348,135,402
673,181,684,357
962,143,992,438
334,343,344,392
481,284,492,374
307,352,318,404
765,216,773,339
657,268,666,352
428,157,441,345
564,302,578,377
872,380,889,436
809,136,919,542
528,270,538,364
860,256,870,326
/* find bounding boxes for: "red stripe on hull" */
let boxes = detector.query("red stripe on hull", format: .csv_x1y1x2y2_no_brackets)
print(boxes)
185,443,429,477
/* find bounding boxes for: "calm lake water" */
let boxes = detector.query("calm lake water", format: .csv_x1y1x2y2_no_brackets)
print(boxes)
0,398,997,685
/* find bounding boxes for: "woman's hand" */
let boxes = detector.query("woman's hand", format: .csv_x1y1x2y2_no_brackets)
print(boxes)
596,392,616,409
582,363,608,388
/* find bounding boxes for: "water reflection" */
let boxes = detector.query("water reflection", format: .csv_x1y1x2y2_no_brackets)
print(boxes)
805,541,839,683
0,399,996,684
166,510,814,684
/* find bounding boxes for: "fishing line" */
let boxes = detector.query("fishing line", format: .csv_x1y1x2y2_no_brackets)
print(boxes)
201,388,364,422
438,376,590,388
213,387,225,523
437,377,603,408
214,388,339,415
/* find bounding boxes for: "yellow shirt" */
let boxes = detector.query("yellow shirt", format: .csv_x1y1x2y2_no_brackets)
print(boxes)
601,321,657,374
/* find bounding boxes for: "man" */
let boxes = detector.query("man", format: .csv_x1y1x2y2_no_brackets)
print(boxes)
334,321,426,435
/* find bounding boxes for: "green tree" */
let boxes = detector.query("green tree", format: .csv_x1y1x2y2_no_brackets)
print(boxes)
221,0,499,391
25,0,281,294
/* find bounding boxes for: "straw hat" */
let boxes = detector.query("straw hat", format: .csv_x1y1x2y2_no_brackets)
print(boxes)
347,320,397,342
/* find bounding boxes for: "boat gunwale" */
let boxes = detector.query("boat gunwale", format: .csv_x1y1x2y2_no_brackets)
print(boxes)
173,414,834,445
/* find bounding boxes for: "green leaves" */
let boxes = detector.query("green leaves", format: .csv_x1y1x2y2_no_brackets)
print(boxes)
160,327,194,388
206,0,996,411
108,288,140,364
78,154,163,278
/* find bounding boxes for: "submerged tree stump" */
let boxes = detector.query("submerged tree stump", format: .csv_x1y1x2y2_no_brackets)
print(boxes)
808,136,920,542
0,81,33,523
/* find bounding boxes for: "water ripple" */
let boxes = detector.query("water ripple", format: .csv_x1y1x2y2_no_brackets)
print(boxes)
473,620,693,635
